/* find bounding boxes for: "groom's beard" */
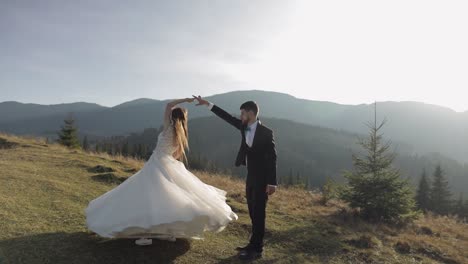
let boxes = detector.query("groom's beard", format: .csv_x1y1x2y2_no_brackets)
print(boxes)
242,118,255,126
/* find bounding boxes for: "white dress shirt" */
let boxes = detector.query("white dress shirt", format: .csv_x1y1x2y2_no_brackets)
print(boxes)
245,120,258,147
207,102,277,188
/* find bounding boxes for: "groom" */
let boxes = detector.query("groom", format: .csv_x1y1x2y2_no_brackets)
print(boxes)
193,95,277,260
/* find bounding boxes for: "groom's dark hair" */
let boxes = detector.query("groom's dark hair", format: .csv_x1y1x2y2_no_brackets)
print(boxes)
240,101,259,116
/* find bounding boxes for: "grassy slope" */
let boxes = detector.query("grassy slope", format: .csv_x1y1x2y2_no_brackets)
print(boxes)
0,133,467,264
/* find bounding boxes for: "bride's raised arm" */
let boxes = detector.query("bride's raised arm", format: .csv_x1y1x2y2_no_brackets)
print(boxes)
163,98,194,130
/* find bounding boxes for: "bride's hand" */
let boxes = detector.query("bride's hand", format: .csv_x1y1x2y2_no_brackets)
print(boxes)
192,95,209,106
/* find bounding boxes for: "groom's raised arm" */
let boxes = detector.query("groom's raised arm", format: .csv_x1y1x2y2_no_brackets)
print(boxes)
193,95,242,130
209,104,243,130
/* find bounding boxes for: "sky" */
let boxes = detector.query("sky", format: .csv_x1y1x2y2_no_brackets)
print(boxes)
1,0,467,112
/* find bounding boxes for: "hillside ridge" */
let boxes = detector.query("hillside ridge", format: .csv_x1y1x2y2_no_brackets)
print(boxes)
0,132,466,263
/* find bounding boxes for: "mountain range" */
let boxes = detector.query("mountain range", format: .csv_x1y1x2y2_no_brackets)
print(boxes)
1,90,467,163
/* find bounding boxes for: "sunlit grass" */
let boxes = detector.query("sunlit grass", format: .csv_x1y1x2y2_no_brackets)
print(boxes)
0,132,467,263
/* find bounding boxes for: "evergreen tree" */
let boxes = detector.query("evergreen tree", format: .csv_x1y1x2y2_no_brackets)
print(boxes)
340,103,417,223
430,164,452,215
320,177,337,205
57,113,80,148
82,135,89,151
135,143,148,159
454,193,464,217
122,141,129,156
415,168,431,212
464,200,468,219
114,143,122,155
105,143,112,155
286,168,294,186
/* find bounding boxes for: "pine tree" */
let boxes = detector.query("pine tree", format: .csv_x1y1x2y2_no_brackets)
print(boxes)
82,135,89,151
464,200,468,219
415,168,431,212
122,141,129,156
106,143,112,155
114,143,122,155
430,164,452,215
454,193,464,217
285,168,294,186
135,143,147,159
340,102,417,223
320,177,337,205
57,113,80,148
102,143,108,153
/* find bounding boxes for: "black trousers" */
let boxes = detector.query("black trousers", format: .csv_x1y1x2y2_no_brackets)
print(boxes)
246,184,269,252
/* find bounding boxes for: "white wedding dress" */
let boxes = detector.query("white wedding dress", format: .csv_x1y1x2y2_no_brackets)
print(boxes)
85,125,238,240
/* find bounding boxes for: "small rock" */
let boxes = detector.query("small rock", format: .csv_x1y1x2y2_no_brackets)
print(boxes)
88,165,116,173
347,234,382,249
395,241,411,254
91,173,126,184
419,226,433,235
0,138,19,149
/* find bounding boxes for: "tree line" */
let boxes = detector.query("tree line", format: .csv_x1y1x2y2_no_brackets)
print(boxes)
415,165,468,219
55,109,467,224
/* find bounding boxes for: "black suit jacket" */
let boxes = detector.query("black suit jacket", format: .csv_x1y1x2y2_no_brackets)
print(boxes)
210,104,277,188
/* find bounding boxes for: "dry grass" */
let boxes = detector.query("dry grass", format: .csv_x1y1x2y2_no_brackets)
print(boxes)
0,132,467,264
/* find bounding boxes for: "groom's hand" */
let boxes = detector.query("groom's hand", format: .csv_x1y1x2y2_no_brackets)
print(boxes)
266,185,276,195
192,95,209,106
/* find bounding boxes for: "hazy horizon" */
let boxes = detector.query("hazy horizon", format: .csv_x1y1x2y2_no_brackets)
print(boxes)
2,1,467,112
2,89,468,113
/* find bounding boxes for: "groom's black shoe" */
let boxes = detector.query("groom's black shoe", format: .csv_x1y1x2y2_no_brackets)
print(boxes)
238,249,262,260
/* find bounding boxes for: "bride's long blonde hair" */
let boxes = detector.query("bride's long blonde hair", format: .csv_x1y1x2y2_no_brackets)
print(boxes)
171,107,189,163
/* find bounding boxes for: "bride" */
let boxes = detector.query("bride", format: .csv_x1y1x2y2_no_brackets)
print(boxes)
85,97,238,245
